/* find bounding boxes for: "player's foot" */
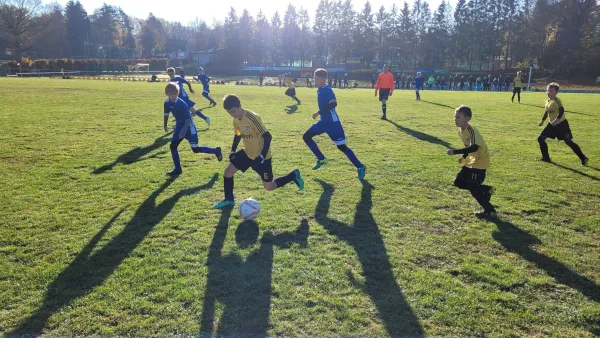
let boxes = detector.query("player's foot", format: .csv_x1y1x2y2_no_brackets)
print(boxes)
166,169,182,176
215,147,223,162
312,158,328,170
293,169,304,190
380,115,387,120
475,210,497,220
213,199,235,209
538,157,552,163
210,101,217,107
357,165,366,180
205,116,211,126
582,157,589,166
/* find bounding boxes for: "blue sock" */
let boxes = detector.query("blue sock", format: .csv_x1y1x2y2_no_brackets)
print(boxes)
171,149,182,172
203,92,214,103
306,140,325,161
195,110,207,120
342,146,362,168
192,146,217,154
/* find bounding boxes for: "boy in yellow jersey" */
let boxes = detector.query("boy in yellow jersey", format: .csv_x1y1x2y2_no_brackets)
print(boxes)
511,71,523,103
447,105,497,219
213,95,304,209
537,82,588,165
284,73,301,105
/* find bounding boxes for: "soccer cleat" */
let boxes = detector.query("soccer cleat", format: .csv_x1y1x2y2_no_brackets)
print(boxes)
166,169,182,176
213,199,235,209
205,116,211,126
380,115,387,120
216,147,223,162
582,157,589,166
293,169,304,190
312,158,328,170
210,101,217,107
475,211,497,220
357,165,366,180
538,157,552,163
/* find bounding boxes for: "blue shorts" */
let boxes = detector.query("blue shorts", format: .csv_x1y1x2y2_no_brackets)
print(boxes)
180,95,195,108
307,120,346,145
202,87,210,94
173,121,199,147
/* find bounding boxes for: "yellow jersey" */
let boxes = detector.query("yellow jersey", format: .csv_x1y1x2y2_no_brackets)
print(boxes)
284,78,295,89
233,110,271,160
513,76,522,88
459,125,490,170
545,97,565,124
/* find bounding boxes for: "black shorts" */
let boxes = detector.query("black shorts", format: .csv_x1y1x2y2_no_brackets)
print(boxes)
379,88,391,101
540,120,572,140
512,87,521,94
455,166,487,185
285,88,296,97
230,150,274,182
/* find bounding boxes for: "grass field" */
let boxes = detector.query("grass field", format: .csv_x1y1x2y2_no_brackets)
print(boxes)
0,78,599,337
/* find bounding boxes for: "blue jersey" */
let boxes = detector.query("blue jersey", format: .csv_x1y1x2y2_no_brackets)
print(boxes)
197,74,211,91
164,97,191,126
317,85,339,123
415,77,424,89
170,76,189,99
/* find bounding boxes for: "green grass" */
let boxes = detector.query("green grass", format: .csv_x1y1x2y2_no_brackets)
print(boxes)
1,78,599,337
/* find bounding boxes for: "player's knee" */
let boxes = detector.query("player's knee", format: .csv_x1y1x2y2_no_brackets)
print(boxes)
564,139,574,146
336,144,348,152
264,181,276,191
224,166,236,178
169,141,179,151
302,131,314,144
537,135,546,144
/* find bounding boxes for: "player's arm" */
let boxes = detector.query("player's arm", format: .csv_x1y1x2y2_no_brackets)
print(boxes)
183,79,195,94
550,106,564,126
374,74,381,94
257,131,272,163
447,144,479,156
163,103,170,132
538,111,548,126
231,134,241,153
178,119,191,139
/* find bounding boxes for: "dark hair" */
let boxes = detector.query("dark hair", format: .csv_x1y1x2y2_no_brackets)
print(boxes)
455,105,472,119
223,94,241,110
547,82,560,92
314,68,328,78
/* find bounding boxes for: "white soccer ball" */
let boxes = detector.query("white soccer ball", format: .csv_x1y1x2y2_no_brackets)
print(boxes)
238,198,260,221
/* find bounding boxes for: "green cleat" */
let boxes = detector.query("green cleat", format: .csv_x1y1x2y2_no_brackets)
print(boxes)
293,169,304,190
357,165,366,180
312,158,328,170
213,199,235,209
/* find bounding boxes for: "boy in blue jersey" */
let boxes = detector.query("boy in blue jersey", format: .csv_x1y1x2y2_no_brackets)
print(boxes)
197,67,217,107
302,68,366,180
167,67,211,127
415,72,424,100
163,83,222,176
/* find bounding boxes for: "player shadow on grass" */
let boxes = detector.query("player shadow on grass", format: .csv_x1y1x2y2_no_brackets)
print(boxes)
7,174,218,336
93,133,173,174
285,104,299,114
199,216,308,336
419,100,456,109
384,119,452,149
491,218,600,304
550,162,600,181
314,179,424,336
519,103,592,116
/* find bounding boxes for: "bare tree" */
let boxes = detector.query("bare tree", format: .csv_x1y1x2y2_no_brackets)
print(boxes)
0,0,48,59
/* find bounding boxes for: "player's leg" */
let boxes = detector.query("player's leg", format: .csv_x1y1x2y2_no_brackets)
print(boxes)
188,99,210,126
168,137,184,175
537,132,551,162
517,88,521,103
559,123,587,164
214,152,248,208
202,90,217,106
303,122,328,169
187,128,222,161
259,160,304,191
329,124,366,179
511,88,516,102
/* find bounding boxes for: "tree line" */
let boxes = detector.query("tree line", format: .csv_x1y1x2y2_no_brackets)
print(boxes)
0,0,598,75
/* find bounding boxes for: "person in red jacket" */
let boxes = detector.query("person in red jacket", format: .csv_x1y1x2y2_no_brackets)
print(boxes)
375,64,394,120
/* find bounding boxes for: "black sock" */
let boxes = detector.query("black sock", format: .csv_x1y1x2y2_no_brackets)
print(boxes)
224,176,234,201
382,105,387,116
470,187,496,213
566,140,586,161
538,137,550,160
274,171,296,188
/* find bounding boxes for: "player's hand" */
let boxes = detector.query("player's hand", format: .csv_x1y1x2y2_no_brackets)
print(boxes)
253,154,265,165
538,121,544,127
447,149,455,155
312,112,320,119
389,92,393,96
229,151,236,161
374,92,377,96
458,157,465,164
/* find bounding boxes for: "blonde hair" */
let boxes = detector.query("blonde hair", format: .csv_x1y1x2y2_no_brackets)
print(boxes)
167,67,175,73
314,68,328,79
165,83,179,95
547,82,560,92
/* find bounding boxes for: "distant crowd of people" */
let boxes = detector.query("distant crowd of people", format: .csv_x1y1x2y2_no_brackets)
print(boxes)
371,72,525,92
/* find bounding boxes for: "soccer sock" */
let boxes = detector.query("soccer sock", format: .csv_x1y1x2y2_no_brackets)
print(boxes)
517,92,521,102
381,99,387,116
538,137,550,160
511,93,515,101
224,176,234,201
293,96,300,103
469,187,496,213
170,141,182,172
275,171,296,188
306,139,325,161
338,145,363,168
565,140,586,161
192,146,217,154
195,110,208,120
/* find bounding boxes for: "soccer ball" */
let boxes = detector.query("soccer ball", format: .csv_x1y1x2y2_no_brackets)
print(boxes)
238,198,260,221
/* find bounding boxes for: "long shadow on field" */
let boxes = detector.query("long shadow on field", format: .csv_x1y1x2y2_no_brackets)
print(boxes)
420,100,455,109
7,174,218,335
551,162,600,181
491,219,600,303
385,119,452,149
93,133,173,174
520,103,593,116
314,179,423,336
200,215,308,336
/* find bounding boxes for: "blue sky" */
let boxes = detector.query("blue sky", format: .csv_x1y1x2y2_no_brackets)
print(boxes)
44,0,456,25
